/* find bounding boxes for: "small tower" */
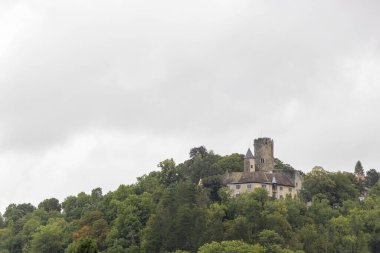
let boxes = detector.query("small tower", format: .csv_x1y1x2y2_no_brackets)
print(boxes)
244,148,255,172
271,176,277,198
254,137,274,171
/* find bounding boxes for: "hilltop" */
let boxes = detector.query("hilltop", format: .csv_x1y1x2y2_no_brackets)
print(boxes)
0,146,379,253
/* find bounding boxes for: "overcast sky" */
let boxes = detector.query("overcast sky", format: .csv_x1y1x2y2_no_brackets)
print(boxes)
0,0,379,212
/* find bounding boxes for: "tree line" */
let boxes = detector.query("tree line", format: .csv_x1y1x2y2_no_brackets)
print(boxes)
0,147,379,253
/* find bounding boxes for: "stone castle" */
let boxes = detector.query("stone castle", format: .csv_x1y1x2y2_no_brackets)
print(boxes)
223,137,303,199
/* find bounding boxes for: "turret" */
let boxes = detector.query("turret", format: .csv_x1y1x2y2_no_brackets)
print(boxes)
271,176,277,198
244,148,255,172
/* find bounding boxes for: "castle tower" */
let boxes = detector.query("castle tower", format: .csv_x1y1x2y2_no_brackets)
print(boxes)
244,148,255,172
254,137,274,171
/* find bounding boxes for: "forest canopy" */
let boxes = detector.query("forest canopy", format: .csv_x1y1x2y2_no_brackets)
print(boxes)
0,146,379,253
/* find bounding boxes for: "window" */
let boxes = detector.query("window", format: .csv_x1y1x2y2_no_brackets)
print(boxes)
289,187,292,192
236,185,241,190
251,165,253,168
280,186,283,191
280,195,283,199
261,158,265,163
296,183,298,187
262,184,267,188
247,184,252,189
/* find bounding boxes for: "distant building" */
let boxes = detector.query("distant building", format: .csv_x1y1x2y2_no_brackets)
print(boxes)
222,137,303,199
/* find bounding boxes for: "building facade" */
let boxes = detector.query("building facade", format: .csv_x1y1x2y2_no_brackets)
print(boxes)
223,137,303,199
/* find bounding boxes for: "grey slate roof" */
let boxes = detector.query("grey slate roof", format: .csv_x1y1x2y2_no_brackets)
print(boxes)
223,170,294,187
245,148,254,159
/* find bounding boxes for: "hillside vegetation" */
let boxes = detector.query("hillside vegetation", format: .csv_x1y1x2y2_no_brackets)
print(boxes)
0,147,379,253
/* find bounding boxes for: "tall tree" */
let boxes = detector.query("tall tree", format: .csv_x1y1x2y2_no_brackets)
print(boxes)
355,161,364,176
38,198,61,212
301,167,358,204
66,237,98,253
365,169,380,188
189,146,208,159
158,159,183,186
0,213,5,228
30,223,66,253
258,230,284,253
198,240,264,253
3,203,36,223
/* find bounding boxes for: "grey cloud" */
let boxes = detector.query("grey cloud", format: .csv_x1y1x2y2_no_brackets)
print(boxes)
0,0,379,170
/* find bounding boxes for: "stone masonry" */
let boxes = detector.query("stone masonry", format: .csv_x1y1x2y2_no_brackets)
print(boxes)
253,137,274,172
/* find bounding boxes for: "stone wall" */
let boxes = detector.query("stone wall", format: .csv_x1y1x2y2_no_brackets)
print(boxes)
227,183,296,199
244,158,255,172
254,138,274,171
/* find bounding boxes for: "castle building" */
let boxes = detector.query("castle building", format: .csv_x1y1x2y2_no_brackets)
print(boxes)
223,137,303,199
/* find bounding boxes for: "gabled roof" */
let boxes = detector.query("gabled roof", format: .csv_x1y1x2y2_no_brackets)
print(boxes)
245,148,254,159
223,171,294,187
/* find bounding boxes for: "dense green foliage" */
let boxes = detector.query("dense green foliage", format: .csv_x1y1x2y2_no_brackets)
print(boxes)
0,147,379,252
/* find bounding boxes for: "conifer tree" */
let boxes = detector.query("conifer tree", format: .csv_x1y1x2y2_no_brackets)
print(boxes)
355,161,364,175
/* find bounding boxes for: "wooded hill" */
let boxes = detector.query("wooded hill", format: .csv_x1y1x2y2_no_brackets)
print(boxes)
0,146,379,253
